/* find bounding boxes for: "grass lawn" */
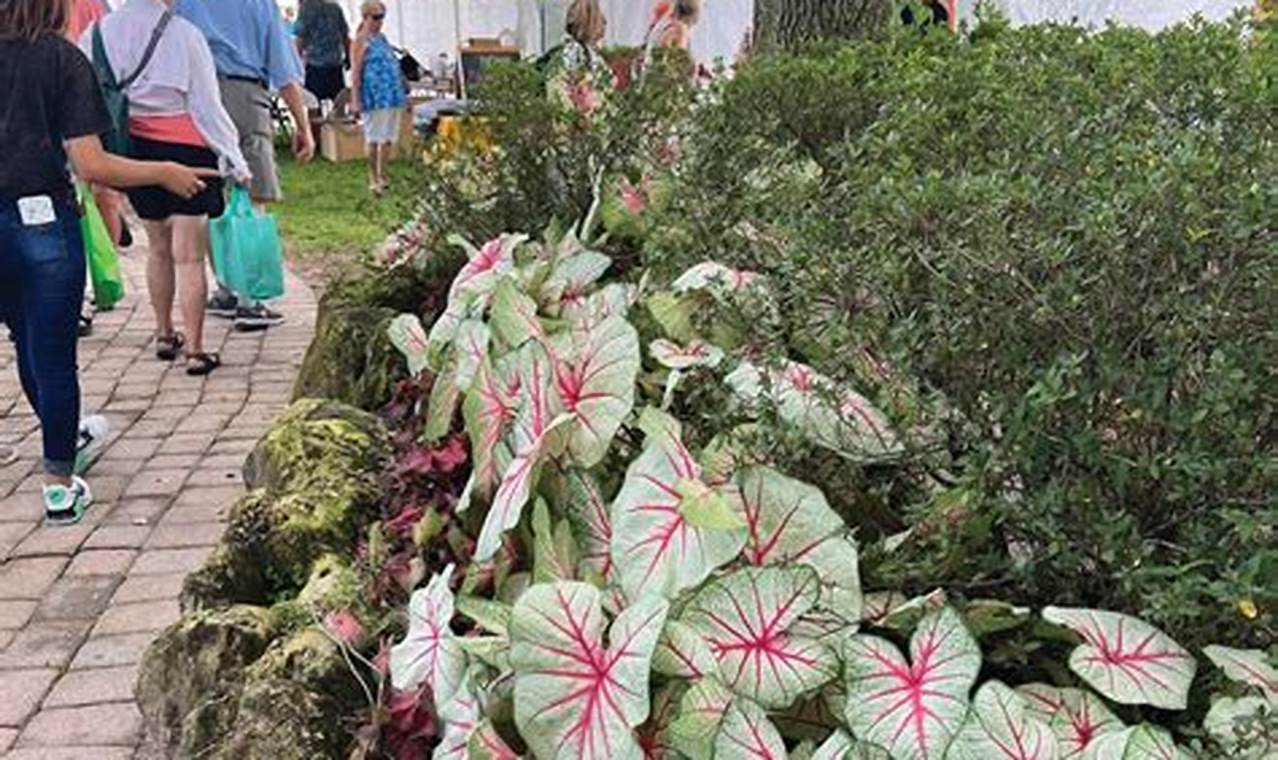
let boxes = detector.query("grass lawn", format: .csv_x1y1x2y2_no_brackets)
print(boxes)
274,152,420,262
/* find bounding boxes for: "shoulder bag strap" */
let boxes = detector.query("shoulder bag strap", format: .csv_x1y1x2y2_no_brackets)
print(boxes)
91,23,119,89
119,9,174,90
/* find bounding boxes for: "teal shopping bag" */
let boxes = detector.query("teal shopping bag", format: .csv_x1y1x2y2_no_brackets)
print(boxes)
210,186,286,302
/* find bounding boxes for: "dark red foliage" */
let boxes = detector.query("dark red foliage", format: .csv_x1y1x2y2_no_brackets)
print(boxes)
385,683,438,760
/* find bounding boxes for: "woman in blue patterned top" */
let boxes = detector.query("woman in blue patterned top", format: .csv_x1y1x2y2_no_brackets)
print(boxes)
351,0,406,194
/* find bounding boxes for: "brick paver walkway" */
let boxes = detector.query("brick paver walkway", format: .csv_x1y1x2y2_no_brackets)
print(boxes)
0,238,316,757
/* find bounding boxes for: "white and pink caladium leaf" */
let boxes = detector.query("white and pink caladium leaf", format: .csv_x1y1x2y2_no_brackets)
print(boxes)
1042,607,1197,711
713,699,787,760
561,467,613,583
683,565,839,709
1202,645,1278,696
652,620,717,679
390,564,465,705
648,339,724,371
1018,684,1123,758
454,320,493,392
426,320,495,443
434,678,481,760
509,582,670,760
1203,695,1274,756
733,466,862,618
388,313,430,377
811,730,893,760
844,606,981,760
672,261,763,294
564,282,638,333
554,315,640,468
448,233,524,303
491,276,547,351
948,680,1061,760
541,250,612,312
610,409,746,601
1078,724,1191,760
667,677,734,760
636,682,682,760
476,342,571,561
459,356,521,512
532,498,581,584
467,720,520,760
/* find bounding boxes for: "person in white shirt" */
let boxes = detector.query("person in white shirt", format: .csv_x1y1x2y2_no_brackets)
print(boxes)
81,0,250,376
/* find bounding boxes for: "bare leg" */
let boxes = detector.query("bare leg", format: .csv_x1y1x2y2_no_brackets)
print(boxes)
171,215,210,357
143,219,175,337
367,142,379,191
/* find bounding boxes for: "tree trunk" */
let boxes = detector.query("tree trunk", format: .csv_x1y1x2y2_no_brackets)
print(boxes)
753,0,893,51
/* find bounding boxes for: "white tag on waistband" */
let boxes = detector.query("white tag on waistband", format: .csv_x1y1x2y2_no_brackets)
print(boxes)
17,195,57,227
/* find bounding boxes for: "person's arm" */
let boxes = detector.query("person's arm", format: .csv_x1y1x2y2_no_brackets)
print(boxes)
186,29,252,181
66,136,213,197
349,33,368,116
279,83,315,162
262,0,314,161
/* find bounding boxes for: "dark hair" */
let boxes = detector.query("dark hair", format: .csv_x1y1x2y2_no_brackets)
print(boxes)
0,0,69,41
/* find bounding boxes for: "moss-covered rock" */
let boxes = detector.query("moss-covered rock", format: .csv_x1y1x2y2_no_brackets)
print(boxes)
292,292,403,410
136,606,278,759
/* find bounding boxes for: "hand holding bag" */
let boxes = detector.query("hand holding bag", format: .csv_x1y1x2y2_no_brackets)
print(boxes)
210,186,286,302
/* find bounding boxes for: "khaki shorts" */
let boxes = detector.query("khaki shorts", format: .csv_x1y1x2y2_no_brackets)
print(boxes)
218,77,283,203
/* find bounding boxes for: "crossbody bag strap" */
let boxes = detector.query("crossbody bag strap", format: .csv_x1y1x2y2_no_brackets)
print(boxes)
118,9,174,90
91,23,119,89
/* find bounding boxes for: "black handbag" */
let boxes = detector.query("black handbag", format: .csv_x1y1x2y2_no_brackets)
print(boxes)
395,47,423,82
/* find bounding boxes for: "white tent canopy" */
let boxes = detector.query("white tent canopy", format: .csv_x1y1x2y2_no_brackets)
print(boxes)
327,0,754,67
961,0,1253,29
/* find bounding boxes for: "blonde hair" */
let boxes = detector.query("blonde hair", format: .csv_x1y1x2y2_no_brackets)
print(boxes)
674,0,700,24
0,0,70,41
566,0,606,46
360,0,385,17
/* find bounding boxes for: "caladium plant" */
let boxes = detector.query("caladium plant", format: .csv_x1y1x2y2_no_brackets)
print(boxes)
391,564,465,705
508,582,669,760
1018,684,1123,758
948,681,1060,760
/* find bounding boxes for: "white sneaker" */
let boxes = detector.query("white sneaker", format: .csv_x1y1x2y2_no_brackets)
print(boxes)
75,415,109,476
44,476,93,525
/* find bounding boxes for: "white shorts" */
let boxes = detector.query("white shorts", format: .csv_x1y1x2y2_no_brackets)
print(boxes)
363,108,401,146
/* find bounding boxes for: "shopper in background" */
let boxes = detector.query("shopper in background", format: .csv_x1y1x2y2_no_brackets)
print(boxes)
2,0,213,523
646,0,700,53
175,0,314,332
86,0,253,377
350,0,405,195
296,0,351,106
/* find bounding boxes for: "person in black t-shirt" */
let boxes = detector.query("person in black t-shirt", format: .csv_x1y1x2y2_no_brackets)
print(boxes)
1,0,213,525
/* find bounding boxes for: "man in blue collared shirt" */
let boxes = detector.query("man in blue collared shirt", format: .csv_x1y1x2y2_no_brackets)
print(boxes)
176,0,316,330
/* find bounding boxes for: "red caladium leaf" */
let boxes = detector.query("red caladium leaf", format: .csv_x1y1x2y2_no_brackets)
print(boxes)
733,466,862,618
468,720,520,760
390,564,465,705
459,356,520,511
1018,684,1123,758
476,343,570,561
1078,724,1191,760
844,606,981,760
1042,607,1196,710
948,681,1061,760
1202,645,1278,696
682,566,839,709
610,410,746,601
637,682,682,760
713,699,786,760
554,315,640,468
509,582,669,760
668,677,733,760
562,467,613,582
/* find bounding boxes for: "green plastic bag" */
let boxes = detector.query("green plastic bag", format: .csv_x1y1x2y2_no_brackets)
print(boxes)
210,186,286,302
77,183,124,310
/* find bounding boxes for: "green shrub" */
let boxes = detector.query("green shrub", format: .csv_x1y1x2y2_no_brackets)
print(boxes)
644,18,1278,649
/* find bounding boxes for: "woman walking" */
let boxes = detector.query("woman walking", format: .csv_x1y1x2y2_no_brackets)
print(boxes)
2,0,211,523
85,0,252,376
296,0,351,106
350,0,405,195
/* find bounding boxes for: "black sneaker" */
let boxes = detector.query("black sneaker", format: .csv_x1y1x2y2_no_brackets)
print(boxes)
234,304,286,332
119,218,133,248
207,289,239,319
78,313,93,338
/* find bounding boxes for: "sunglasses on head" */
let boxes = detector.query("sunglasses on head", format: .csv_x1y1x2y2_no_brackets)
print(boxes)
368,12,385,19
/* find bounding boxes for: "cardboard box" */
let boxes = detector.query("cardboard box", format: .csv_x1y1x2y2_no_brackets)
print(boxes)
318,111,418,163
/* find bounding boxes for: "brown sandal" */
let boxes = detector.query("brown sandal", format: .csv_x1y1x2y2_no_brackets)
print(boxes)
185,352,221,376
156,332,185,361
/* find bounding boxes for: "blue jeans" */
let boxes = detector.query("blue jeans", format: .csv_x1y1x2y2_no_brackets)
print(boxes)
0,194,85,478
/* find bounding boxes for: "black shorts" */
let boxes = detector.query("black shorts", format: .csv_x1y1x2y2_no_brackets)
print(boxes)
306,65,346,101
125,136,225,221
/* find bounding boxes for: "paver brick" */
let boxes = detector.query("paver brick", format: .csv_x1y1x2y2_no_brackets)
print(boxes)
0,557,69,600
64,550,136,577
0,621,91,669
93,599,180,636
84,524,153,550
111,572,186,604
131,547,214,576
17,702,141,747
143,522,224,549
124,469,188,498
103,498,170,526
0,727,16,752
69,632,154,670
8,524,93,558
33,576,121,621
0,600,37,629
42,665,138,708
5,746,134,759
0,669,57,726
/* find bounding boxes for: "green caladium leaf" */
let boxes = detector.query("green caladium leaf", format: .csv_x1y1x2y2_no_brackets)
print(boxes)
1042,607,1196,710
509,582,669,760
649,339,724,370
683,566,838,709
542,250,612,311
388,313,430,376
455,595,512,637
1202,645,1278,696
652,620,717,678
467,720,520,760
949,680,1061,760
476,342,570,561
844,606,981,760
611,409,746,601
532,498,580,583
426,297,471,371
1078,724,1192,760
677,479,745,531
425,352,463,442
553,315,640,468
810,730,893,760
561,467,613,583
963,599,1033,638
646,291,697,343
1203,696,1274,758
390,564,465,705
491,276,545,350
667,677,733,760
714,699,786,760
1018,683,1124,757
